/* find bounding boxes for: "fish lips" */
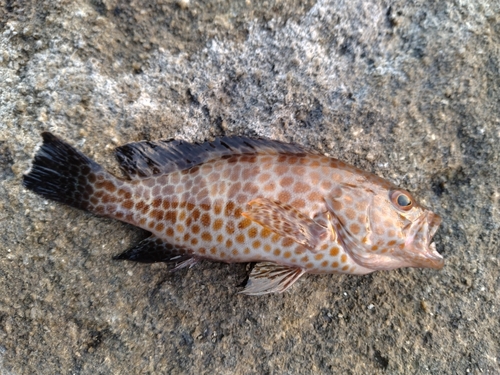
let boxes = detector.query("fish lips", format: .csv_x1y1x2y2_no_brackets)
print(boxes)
404,211,444,270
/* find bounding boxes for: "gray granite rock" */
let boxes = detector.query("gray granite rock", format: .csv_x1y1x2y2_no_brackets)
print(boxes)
1,0,499,373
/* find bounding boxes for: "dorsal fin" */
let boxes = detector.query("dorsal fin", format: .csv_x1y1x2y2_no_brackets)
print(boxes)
115,136,312,178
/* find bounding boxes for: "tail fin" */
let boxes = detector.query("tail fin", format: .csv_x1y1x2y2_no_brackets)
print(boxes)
23,132,105,212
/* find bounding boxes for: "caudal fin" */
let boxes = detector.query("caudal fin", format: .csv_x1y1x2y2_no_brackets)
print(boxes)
23,132,105,212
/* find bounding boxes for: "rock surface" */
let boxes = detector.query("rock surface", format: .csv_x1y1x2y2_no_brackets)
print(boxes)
1,0,499,374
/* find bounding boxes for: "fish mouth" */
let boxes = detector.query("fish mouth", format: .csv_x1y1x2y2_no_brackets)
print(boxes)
404,211,444,269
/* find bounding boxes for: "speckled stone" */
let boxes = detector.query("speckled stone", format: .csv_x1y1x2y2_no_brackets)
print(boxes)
1,0,499,374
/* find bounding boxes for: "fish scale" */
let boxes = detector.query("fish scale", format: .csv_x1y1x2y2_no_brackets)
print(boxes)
23,133,443,295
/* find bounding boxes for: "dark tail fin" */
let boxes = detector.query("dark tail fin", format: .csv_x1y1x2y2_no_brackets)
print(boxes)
23,132,105,212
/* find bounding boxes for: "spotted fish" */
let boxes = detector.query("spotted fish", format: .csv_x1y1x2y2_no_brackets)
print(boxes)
23,133,443,295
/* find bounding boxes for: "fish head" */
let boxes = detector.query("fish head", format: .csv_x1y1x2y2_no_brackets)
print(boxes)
326,185,443,271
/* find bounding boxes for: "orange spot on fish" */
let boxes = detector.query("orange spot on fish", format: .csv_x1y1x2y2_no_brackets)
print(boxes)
280,176,294,187
224,201,235,217
309,171,321,184
290,198,306,209
258,173,271,183
261,228,272,238
236,234,245,243
293,181,309,194
179,211,186,221
263,182,276,192
308,191,323,202
278,191,291,203
291,165,306,175
248,227,258,238
188,209,198,223
122,200,134,209
330,247,339,256
213,200,223,215
225,221,235,235
345,208,356,220
213,218,224,231
234,207,243,218
102,181,116,193
238,218,252,230
271,233,281,243
349,223,361,235
201,232,212,241
201,213,211,227
340,254,347,263
165,210,176,223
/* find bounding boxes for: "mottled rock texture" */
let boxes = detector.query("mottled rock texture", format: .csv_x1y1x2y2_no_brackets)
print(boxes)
1,0,499,374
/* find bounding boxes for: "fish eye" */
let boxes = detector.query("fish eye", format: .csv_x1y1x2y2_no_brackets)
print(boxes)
397,194,411,207
390,190,413,211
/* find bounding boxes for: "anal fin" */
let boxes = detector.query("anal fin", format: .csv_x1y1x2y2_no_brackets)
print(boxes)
240,262,305,295
114,235,191,263
242,198,327,251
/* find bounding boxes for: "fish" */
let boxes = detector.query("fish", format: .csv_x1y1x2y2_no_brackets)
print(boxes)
22,132,443,295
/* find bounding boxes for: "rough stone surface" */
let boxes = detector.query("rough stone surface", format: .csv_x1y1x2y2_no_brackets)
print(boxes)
1,0,499,374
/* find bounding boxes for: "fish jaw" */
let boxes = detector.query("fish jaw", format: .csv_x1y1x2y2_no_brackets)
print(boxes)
335,207,444,272
403,211,443,270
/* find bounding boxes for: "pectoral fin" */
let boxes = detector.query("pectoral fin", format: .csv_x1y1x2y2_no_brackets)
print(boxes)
240,262,306,295
242,198,327,251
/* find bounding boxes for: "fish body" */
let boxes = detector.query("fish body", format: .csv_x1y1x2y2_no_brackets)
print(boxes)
23,133,443,295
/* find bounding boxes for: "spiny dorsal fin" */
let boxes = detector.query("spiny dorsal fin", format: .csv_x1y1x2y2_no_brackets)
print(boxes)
240,262,306,295
242,198,328,252
113,235,191,263
115,136,311,178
